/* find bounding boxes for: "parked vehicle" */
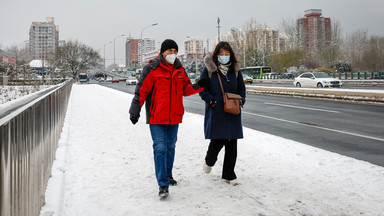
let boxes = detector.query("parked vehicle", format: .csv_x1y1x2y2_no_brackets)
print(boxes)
373,73,384,79
243,75,253,84
293,72,343,88
126,77,138,85
282,72,294,79
112,78,119,83
98,77,105,82
106,77,113,82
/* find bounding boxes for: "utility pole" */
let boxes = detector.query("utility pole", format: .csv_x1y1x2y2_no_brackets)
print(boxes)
217,17,221,42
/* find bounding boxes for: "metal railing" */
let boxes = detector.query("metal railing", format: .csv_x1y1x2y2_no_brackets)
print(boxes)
0,79,73,216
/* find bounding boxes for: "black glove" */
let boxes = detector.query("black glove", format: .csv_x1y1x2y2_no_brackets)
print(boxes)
209,100,217,109
130,116,139,125
197,78,209,87
191,78,209,90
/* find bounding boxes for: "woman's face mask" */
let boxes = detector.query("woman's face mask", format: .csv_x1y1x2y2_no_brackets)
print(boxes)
165,54,177,64
218,55,230,65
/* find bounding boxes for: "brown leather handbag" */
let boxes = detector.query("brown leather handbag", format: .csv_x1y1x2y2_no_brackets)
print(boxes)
217,73,242,115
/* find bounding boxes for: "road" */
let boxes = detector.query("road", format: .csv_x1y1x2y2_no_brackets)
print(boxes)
96,81,384,167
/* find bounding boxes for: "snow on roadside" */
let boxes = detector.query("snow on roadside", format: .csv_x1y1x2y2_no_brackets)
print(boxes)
39,84,384,216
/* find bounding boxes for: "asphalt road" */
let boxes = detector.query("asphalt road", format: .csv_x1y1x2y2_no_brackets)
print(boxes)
96,81,384,167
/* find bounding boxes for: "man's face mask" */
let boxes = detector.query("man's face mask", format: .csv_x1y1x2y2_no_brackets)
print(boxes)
165,54,177,64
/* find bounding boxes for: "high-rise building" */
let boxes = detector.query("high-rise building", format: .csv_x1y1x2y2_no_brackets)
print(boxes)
297,9,331,53
139,38,155,65
29,17,59,60
184,38,204,63
125,38,140,68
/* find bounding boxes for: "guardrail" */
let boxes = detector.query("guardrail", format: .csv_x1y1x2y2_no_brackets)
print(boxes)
258,71,384,80
0,79,73,216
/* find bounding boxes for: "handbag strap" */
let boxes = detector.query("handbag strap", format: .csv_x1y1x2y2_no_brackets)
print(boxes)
216,73,225,95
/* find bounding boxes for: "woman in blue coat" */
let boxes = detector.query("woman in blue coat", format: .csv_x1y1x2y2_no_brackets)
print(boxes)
199,42,246,185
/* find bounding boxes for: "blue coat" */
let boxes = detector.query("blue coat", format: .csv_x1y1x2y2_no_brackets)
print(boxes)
199,59,246,140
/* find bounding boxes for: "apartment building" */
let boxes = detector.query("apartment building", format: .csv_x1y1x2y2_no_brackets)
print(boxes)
297,9,331,53
29,17,59,60
184,38,204,63
125,38,140,68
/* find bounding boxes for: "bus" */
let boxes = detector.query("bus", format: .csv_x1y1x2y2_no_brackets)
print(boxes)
239,66,272,79
78,73,89,84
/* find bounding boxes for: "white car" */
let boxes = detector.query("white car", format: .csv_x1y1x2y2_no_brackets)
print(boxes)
125,77,138,85
293,72,343,88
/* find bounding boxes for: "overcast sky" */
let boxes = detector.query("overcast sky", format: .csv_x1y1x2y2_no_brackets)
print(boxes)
1,0,383,66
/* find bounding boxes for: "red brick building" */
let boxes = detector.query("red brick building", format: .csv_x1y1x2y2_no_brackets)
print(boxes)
125,38,140,68
297,9,331,53
0,50,16,66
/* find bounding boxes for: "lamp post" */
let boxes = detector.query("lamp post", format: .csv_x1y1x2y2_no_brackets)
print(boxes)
113,34,125,69
103,41,112,72
187,36,198,75
140,23,158,67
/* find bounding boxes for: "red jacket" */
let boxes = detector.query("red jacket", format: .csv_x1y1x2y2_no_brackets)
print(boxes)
129,55,203,125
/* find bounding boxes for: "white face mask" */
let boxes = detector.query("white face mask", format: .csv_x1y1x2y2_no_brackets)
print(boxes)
165,54,177,64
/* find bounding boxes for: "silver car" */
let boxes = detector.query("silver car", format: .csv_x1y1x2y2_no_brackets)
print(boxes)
293,72,343,88
125,77,138,85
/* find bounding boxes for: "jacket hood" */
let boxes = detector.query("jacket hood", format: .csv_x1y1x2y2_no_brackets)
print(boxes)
204,53,240,73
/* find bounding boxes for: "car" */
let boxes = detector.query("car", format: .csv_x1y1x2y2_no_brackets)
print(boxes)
373,73,384,79
98,77,105,82
112,78,119,83
293,72,343,88
282,72,294,79
126,77,138,85
243,75,253,84
106,77,113,82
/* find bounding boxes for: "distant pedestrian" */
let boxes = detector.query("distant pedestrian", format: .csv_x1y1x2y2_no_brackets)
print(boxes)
199,41,246,185
129,39,208,198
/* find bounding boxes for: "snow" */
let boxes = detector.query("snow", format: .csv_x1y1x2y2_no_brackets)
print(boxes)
0,85,54,104
39,84,384,216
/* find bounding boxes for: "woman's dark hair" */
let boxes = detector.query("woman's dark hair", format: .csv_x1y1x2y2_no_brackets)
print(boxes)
212,41,238,70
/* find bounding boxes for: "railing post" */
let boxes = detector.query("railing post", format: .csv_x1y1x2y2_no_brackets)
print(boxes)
371,72,374,79
357,72,360,79
351,72,354,80
364,72,367,79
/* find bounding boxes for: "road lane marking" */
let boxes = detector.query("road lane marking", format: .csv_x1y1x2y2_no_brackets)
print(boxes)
264,102,340,113
242,111,384,142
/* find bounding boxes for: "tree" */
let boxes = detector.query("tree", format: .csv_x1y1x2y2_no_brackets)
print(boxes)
52,40,102,79
279,16,300,50
267,49,306,72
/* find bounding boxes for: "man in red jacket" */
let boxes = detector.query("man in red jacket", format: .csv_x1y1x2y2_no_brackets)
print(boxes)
129,39,208,198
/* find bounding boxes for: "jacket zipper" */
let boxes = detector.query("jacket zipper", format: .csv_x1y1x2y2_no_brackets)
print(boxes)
169,70,173,124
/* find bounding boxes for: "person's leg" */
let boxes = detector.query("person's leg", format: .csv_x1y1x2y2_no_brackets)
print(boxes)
222,139,237,181
166,124,179,178
149,124,169,187
205,139,224,167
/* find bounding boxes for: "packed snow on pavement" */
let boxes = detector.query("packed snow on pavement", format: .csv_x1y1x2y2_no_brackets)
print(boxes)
39,84,384,216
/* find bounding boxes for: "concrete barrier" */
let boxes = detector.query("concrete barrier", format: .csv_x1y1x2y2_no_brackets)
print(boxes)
246,86,384,105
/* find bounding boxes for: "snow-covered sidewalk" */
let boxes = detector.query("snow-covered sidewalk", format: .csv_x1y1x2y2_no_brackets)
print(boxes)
40,84,384,216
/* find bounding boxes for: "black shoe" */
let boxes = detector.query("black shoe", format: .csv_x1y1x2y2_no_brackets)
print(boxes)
159,186,169,198
168,176,177,186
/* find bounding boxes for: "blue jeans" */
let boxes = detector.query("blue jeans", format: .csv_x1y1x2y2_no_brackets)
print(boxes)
149,124,179,187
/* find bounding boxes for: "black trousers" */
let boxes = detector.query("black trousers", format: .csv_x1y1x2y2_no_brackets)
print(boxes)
205,139,237,181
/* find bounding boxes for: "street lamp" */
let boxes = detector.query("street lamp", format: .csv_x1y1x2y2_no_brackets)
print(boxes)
140,23,158,67
104,41,112,72
187,36,198,75
113,34,125,68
